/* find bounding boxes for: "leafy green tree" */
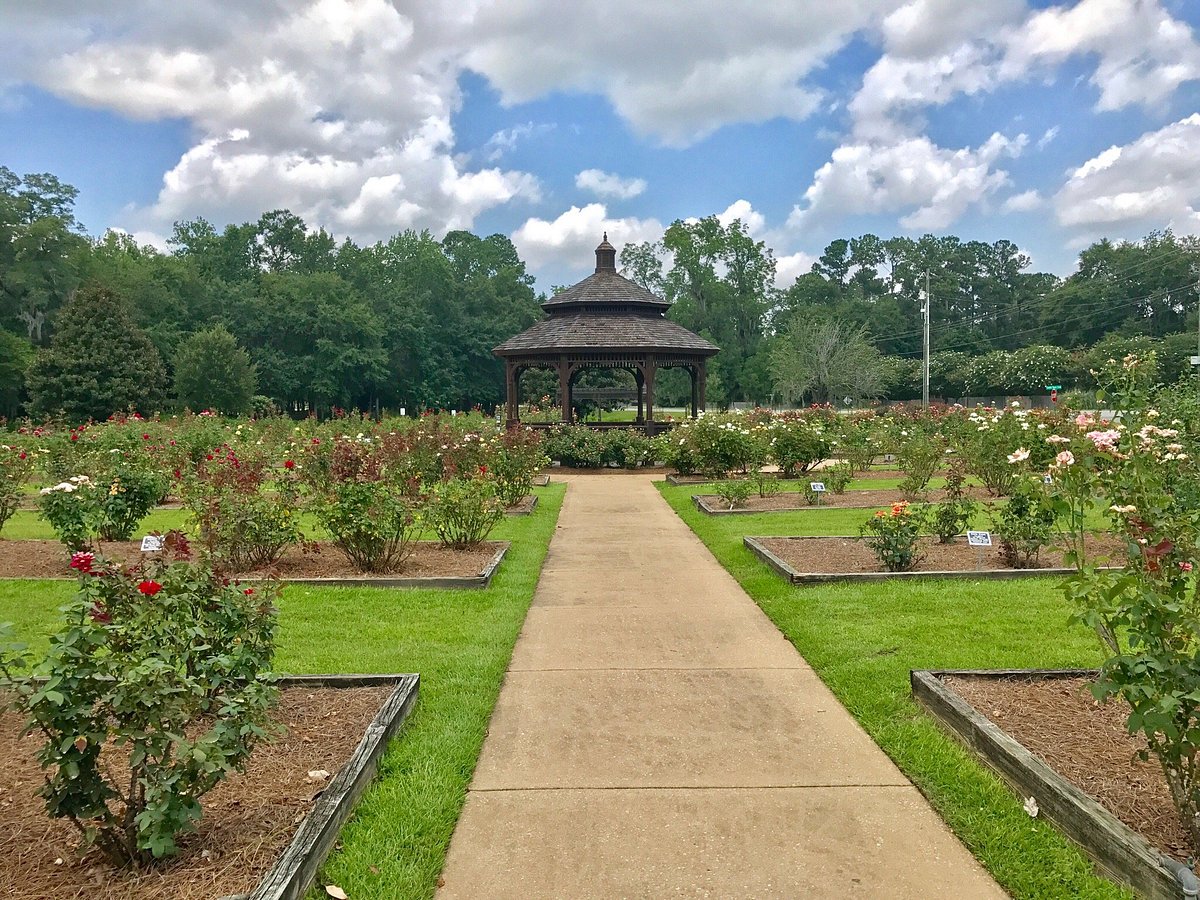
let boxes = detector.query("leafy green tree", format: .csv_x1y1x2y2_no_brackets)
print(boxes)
0,329,33,420
173,325,258,415
770,317,885,404
0,167,89,344
26,285,167,421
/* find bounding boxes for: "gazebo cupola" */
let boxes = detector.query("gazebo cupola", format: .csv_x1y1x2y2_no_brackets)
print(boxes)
494,235,719,434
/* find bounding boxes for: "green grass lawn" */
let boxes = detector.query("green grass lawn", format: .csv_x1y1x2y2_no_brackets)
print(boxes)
0,483,566,900
656,480,1130,900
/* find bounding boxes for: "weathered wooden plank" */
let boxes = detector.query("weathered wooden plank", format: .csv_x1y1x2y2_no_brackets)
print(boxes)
249,673,420,900
742,536,1118,586
911,669,1185,900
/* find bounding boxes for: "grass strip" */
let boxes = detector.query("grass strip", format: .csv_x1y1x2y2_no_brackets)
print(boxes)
656,480,1130,900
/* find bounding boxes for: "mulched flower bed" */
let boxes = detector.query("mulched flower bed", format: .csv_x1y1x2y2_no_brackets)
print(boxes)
0,684,393,900
0,539,503,580
942,674,1191,864
757,533,1124,574
506,494,538,515
696,485,988,512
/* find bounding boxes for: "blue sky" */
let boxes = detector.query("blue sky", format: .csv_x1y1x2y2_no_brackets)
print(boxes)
2,0,1199,293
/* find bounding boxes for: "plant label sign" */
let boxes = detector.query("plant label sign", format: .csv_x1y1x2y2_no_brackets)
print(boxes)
966,530,993,547
140,535,164,552
809,482,826,492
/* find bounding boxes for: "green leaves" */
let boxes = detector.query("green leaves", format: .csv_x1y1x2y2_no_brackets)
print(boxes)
5,554,280,868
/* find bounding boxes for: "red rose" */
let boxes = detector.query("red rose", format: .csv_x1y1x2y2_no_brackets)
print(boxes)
173,469,181,478
479,464,488,475
69,551,95,573
137,580,163,596
17,452,25,460
284,460,295,469
142,433,150,440
70,433,79,442
206,454,214,461
243,588,255,596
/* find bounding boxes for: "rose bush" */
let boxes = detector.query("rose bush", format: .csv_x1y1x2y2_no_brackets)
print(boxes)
0,538,279,867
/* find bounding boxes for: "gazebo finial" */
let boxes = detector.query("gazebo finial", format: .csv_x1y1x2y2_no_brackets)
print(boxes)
595,233,616,272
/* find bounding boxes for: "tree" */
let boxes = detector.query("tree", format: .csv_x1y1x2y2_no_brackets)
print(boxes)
173,325,258,415
0,167,88,344
770,317,886,404
0,330,33,420
26,284,167,422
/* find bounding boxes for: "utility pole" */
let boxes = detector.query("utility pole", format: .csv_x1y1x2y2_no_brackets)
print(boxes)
1193,264,1200,378
923,269,931,409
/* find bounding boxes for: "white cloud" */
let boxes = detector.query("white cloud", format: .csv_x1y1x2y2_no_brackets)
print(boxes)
1036,125,1059,151
1001,189,1044,213
575,169,647,201
0,0,540,242
791,132,1026,231
483,122,555,162
1002,0,1200,111
463,0,899,146
1055,114,1200,231
715,199,766,237
510,203,665,272
774,250,818,287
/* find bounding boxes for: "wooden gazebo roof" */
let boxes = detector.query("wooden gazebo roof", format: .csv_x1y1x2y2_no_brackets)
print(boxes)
493,235,719,357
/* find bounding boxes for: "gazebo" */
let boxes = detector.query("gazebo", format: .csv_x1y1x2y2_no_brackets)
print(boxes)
494,236,720,434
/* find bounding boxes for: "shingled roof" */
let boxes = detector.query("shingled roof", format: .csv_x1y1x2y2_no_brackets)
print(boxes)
494,312,719,354
494,235,719,358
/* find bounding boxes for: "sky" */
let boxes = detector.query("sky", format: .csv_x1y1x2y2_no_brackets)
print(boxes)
2,0,1199,294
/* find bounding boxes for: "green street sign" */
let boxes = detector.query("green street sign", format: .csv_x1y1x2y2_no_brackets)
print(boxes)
1045,384,1062,390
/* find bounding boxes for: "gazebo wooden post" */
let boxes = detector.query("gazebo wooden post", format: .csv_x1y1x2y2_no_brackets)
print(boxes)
690,365,700,419
698,361,707,415
634,368,645,424
644,356,656,431
505,361,520,426
558,358,571,425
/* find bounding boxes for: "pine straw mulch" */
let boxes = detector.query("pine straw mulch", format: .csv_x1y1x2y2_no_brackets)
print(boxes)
0,539,504,580
697,485,990,512
758,533,1125,574
0,684,393,899
943,675,1192,863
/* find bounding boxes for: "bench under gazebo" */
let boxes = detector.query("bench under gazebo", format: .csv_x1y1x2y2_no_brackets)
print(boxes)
494,236,719,435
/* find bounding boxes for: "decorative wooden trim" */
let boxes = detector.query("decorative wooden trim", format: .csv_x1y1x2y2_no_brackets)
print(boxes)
742,536,1118,586
220,673,422,900
911,668,1186,900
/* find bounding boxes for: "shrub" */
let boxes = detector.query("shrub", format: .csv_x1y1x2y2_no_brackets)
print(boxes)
991,476,1055,567
0,443,34,533
425,476,505,548
767,416,830,477
748,471,781,499
491,427,549,506
822,461,853,494
600,428,653,468
801,482,823,505
714,479,754,510
672,414,764,478
860,502,926,571
836,417,880,474
541,425,606,468
896,430,945,499
179,445,304,571
308,438,423,573
1055,353,1200,857
930,457,977,543
0,542,279,867
37,460,164,549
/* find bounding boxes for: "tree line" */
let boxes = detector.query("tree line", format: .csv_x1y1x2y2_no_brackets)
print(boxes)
2,163,1198,422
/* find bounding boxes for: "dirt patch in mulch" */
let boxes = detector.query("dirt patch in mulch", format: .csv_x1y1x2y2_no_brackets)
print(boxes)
758,533,1124,574
943,674,1191,864
0,539,504,580
698,485,989,512
0,684,393,900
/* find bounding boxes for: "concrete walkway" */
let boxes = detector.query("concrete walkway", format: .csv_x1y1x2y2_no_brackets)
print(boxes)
437,473,1005,898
